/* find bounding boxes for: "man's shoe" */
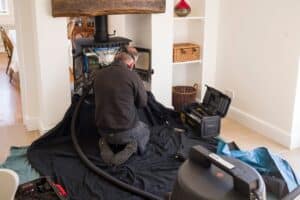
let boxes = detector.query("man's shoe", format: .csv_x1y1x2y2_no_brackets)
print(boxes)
99,138,114,165
111,141,138,166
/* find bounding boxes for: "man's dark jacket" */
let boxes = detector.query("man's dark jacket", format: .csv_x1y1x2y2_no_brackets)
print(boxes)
94,61,147,133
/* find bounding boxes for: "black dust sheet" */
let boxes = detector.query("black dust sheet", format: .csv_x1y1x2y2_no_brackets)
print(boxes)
27,93,218,200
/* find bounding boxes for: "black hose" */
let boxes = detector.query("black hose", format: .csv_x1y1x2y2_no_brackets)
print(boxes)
70,92,163,200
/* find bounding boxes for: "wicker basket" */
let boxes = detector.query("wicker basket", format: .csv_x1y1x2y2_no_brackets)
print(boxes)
172,84,199,111
173,43,201,63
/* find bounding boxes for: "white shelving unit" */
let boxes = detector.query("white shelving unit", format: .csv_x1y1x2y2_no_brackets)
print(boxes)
173,59,202,65
173,0,206,98
173,16,206,21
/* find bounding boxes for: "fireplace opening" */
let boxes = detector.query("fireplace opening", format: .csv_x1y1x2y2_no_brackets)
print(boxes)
69,15,152,93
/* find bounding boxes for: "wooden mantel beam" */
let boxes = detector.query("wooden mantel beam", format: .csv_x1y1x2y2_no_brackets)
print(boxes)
52,0,166,17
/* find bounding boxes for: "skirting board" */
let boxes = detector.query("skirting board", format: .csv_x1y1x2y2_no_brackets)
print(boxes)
38,121,54,135
24,116,39,132
24,116,52,134
228,106,292,149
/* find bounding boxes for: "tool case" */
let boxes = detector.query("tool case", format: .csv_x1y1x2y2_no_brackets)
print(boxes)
15,177,68,200
181,86,231,138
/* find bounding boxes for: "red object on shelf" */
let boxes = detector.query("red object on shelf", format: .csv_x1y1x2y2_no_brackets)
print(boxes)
175,0,191,17
175,0,190,9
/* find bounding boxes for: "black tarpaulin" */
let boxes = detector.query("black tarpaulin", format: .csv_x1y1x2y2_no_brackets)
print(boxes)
27,93,218,200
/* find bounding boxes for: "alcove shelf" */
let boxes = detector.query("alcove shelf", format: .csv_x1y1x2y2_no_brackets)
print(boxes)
173,59,202,65
173,16,206,21
172,0,206,98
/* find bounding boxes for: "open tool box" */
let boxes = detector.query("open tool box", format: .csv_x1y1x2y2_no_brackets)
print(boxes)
181,86,231,138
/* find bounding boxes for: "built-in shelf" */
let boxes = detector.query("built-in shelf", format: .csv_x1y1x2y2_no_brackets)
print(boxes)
173,59,202,65
172,0,207,97
174,16,206,21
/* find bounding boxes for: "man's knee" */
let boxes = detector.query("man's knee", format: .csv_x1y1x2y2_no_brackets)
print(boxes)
99,121,150,155
135,122,150,155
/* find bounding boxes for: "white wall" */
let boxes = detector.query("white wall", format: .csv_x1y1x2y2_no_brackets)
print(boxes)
14,0,40,130
14,0,71,132
121,5,173,107
0,0,15,26
125,14,152,48
201,0,220,96
290,58,300,148
151,0,174,107
109,15,126,37
216,0,300,148
33,0,71,132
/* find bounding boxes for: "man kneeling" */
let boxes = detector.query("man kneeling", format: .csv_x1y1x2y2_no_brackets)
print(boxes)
94,46,150,166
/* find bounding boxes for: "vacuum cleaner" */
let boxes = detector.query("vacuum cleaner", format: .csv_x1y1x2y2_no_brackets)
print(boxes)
171,145,266,200
71,86,266,200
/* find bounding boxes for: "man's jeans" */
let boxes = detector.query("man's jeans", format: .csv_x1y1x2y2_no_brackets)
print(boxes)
102,121,150,154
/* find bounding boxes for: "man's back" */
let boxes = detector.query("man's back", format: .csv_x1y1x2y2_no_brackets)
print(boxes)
94,61,147,132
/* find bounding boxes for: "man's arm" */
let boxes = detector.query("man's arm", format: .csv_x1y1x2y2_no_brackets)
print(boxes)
134,74,148,108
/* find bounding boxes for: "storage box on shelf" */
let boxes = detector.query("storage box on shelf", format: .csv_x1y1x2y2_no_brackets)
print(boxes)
173,43,201,63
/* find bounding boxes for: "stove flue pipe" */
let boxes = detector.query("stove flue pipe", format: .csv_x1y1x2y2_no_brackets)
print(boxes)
94,15,109,43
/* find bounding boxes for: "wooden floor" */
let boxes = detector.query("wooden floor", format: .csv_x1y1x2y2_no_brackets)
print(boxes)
0,51,299,177
0,52,40,163
0,53,22,126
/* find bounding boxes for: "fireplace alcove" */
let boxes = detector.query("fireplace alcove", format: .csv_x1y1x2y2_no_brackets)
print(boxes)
14,0,219,132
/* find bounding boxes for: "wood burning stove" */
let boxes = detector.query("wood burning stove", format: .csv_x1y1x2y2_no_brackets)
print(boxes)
70,15,153,92
72,41,153,92
51,0,165,92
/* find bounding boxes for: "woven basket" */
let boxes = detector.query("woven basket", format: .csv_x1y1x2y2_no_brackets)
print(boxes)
173,43,200,63
172,84,198,111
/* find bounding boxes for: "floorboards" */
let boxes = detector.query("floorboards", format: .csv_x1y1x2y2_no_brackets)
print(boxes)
0,53,22,126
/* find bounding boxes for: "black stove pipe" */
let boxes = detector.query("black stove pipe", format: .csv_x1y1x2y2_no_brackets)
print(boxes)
94,15,109,42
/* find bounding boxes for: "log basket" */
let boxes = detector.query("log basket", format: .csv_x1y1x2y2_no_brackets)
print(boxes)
172,84,199,111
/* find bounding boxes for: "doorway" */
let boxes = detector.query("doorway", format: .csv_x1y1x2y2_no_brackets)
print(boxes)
0,0,23,126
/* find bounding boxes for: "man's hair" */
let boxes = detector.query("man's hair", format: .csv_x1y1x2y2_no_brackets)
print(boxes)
114,46,138,63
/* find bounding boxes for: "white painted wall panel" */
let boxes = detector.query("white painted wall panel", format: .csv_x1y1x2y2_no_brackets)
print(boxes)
216,0,300,147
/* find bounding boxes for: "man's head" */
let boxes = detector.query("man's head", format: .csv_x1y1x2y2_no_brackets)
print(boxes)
114,46,138,70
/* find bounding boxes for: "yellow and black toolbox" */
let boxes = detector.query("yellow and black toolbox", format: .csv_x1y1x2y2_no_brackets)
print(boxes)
181,86,231,139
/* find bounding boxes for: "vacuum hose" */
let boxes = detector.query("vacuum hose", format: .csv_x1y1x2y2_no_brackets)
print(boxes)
70,91,163,200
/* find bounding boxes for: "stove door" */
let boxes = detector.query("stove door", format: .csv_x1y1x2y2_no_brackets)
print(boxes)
134,47,153,83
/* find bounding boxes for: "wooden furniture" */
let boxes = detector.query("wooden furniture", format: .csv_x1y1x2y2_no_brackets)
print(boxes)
68,17,95,40
52,0,166,17
0,27,14,82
